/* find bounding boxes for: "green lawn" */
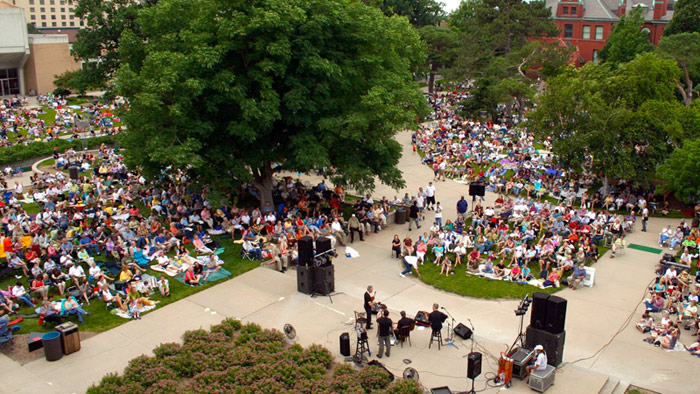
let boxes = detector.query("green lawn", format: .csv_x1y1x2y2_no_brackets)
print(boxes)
4,200,260,333
414,245,608,299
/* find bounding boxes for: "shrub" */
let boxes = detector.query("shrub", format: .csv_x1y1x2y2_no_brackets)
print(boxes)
90,321,422,394
0,135,118,165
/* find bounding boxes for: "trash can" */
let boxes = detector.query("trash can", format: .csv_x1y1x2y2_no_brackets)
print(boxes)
395,208,406,225
42,331,63,362
68,166,79,180
340,332,351,357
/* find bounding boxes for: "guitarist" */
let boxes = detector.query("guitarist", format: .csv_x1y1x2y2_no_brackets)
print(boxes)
364,285,376,329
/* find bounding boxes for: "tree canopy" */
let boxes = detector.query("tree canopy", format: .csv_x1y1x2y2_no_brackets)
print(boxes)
598,7,654,66
657,32,700,106
369,0,445,27
419,25,459,92
528,53,687,190
664,0,700,35
116,0,428,206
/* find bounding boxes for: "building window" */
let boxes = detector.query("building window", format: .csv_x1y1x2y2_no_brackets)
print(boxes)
51,15,56,20
69,7,73,12
69,21,74,26
52,22,56,26
50,0,55,4
40,15,45,20
564,24,574,38
29,0,34,4
61,15,66,19
50,7,55,12
582,25,591,39
593,50,600,63
60,7,64,12
62,22,66,26
39,0,44,4
30,15,36,20
80,20,84,26
595,26,604,40
571,7,577,15
563,6,569,15
41,22,46,27
40,7,44,11
29,7,34,12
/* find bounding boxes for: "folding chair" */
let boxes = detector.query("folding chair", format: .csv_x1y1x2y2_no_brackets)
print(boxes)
354,311,368,329
241,247,254,261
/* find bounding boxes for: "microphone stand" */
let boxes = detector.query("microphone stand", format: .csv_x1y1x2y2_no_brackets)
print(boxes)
441,307,459,349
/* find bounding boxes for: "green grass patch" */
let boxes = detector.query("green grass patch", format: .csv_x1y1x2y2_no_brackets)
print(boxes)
416,245,608,299
2,235,260,334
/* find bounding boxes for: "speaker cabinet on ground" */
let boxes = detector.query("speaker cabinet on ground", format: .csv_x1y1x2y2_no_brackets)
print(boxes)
545,295,567,334
530,292,549,330
314,264,335,295
340,332,350,356
468,183,486,197
453,323,472,340
296,265,315,294
467,352,482,379
298,236,314,266
316,236,333,255
68,166,79,180
525,325,565,367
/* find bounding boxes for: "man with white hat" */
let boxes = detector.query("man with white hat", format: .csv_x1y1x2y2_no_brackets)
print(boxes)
526,344,548,375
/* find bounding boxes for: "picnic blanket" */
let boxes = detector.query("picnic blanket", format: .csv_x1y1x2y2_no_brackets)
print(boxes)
174,267,232,285
345,246,360,258
113,304,156,319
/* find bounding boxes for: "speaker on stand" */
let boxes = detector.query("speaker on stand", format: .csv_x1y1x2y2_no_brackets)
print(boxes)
297,236,314,267
530,292,549,330
466,352,482,394
545,295,567,334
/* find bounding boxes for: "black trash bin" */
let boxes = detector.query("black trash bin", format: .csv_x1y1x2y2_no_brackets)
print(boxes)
42,331,63,362
395,208,406,225
340,332,351,357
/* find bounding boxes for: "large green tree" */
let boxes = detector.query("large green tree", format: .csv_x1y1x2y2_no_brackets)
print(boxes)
369,0,445,27
664,0,700,35
117,0,428,207
419,25,459,92
598,7,654,66
657,136,700,203
529,53,685,191
71,0,153,90
657,32,700,106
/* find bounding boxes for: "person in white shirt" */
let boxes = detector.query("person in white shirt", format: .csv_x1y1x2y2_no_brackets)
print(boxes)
330,218,346,246
434,202,443,228
526,345,548,374
425,182,436,210
68,261,86,284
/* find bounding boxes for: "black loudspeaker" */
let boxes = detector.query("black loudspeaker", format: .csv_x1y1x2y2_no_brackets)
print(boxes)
453,323,472,340
467,352,482,379
69,166,79,180
468,183,485,197
340,332,350,356
662,253,676,263
526,326,566,367
530,292,549,330
298,236,314,266
545,295,567,334
315,264,335,295
415,311,430,327
296,265,315,294
316,236,332,255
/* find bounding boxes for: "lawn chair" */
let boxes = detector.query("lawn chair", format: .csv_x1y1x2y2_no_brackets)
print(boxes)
240,247,255,261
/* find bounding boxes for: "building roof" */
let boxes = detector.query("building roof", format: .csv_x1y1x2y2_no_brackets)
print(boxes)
547,0,674,22
0,1,20,8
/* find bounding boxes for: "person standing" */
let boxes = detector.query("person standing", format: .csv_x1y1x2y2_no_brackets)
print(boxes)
376,309,393,358
364,285,376,329
408,201,421,231
434,202,443,228
456,196,468,216
642,206,649,232
425,182,436,211
348,214,364,243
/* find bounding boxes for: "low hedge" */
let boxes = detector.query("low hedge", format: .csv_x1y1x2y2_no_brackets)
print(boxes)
0,135,118,165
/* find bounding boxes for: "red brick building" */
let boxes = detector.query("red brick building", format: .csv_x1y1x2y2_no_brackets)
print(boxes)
544,0,674,64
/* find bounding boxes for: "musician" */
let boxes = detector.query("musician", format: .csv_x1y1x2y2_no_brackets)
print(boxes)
428,303,447,333
394,310,414,337
364,285,376,329
526,345,547,375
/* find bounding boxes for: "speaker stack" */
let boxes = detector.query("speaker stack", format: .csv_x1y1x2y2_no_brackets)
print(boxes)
296,236,335,295
525,292,567,366
468,183,485,197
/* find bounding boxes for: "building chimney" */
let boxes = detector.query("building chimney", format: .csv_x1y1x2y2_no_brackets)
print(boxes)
618,0,627,17
653,0,667,19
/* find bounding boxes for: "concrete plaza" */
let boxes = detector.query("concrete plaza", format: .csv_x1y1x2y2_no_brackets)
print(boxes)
0,130,696,394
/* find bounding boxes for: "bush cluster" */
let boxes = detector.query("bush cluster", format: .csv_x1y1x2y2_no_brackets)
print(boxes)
0,135,118,165
87,318,422,394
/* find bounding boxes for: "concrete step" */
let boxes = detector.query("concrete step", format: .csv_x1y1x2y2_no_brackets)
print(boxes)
612,380,629,394
598,377,619,394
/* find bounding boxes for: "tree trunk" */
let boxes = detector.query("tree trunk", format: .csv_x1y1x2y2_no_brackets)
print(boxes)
602,175,609,196
428,62,438,93
252,162,275,209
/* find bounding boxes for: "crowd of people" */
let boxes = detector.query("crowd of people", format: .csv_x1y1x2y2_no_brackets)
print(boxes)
0,95,124,149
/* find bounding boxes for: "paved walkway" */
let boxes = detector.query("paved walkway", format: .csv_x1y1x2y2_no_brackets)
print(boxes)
0,130,695,394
